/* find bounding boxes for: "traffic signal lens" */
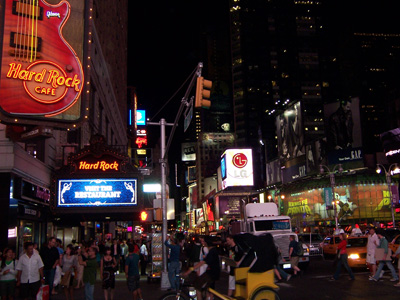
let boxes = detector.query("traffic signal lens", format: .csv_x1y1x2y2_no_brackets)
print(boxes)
140,211,148,221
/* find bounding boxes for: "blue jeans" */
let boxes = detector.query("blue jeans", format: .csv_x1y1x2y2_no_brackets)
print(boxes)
168,261,180,291
84,283,94,300
275,265,289,280
373,260,398,280
43,268,56,297
333,253,355,280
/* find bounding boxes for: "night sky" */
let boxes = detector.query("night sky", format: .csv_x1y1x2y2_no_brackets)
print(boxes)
127,1,398,121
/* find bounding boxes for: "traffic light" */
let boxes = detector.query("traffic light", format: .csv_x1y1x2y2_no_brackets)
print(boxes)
140,211,149,222
195,76,212,109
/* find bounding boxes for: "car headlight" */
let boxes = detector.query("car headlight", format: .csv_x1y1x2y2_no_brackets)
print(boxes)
348,253,360,259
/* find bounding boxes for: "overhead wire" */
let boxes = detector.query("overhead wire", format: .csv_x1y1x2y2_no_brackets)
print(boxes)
150,65,197,121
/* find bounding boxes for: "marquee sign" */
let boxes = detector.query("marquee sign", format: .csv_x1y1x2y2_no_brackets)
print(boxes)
0,0,84,117
57,178,137,207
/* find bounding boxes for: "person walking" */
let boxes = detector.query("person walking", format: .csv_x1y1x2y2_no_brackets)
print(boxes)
0,248,18,300
370,230,398,282
225,235,243,297
100,247,117,300
164,235,181,292
16,242,45,300
139,240,148,276
392,241,400,287
198,236,209,276
275,246,291,282
366,227,379,279
39,237,60,298
111,239,121,274
74,246,85,289
78,247,97,300
288,236,301,276
60,244,78,300
184,236,220,300
125,243,142,300
330,233,355,281
120,240,128,273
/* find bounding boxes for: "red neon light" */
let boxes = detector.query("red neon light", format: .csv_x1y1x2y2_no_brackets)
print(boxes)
135,137,147,149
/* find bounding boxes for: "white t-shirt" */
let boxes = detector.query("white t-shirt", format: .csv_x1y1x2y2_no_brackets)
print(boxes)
140,244,148,256
16,252,44,284
367,233,379,254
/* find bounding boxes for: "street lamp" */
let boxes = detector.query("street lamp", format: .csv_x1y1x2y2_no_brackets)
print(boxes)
320,164,344,231
376,163,399,228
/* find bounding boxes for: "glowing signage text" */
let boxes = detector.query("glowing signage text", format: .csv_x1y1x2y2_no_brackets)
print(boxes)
6,61,82,104
58,179,137,207
78,161,119,171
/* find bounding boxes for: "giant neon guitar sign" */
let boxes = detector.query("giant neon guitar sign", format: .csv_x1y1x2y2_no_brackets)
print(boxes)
0,0,83,116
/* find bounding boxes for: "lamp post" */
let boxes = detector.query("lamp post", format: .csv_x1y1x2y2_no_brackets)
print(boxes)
320,164,344,231
376,163,399,228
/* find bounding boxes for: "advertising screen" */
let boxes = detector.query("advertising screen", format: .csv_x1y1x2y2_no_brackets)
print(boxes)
276,101,304,163
57,178,137,207
221,149,254,189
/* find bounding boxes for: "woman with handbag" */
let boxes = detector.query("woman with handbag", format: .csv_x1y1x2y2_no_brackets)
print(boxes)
330,233,355,281
100,247,117,300
60,244,78,300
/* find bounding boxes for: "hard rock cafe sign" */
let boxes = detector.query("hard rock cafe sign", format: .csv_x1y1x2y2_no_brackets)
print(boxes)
0,0,84,117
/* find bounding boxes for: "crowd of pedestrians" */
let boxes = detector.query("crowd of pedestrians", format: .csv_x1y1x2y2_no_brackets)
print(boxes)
0,237,149,300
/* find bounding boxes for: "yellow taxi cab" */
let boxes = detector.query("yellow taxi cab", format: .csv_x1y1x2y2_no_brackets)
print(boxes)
321,235,341,257
346,236,368,268
321,235,368,268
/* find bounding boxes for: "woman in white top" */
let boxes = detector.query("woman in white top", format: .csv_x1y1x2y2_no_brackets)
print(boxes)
74,245,85,289
0,248,18,300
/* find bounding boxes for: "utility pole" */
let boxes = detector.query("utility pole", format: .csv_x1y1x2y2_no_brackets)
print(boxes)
147,62,206,289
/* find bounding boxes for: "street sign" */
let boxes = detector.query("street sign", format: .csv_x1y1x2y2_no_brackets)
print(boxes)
184,103,193,132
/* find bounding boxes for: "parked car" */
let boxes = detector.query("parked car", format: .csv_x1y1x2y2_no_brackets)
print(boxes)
298,233,324,256
321,235,368,268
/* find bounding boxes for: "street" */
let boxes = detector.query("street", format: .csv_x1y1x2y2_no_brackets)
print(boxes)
47,256,400,300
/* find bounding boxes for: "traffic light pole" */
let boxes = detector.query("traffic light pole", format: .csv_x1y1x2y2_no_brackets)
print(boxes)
147,62,204,290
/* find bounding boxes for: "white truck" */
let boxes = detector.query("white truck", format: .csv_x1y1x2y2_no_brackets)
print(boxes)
231,202,310,269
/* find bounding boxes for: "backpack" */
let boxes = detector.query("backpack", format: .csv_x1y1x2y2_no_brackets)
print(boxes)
297,241,304,256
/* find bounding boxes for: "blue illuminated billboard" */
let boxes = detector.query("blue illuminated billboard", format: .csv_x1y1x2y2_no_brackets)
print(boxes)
136,110,146,126
57,179,137,207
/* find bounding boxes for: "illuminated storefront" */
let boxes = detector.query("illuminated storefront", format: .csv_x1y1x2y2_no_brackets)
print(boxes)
280,178,399,230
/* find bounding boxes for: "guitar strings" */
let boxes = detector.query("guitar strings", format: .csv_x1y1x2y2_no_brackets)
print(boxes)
30,0,34,62
34,0,39,61
15,1,22,61
22,0,28,61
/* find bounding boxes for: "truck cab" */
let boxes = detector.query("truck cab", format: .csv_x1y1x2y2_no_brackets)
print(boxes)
233,202,309,269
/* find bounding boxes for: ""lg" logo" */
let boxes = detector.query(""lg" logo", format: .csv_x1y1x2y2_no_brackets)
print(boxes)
232,153,248,168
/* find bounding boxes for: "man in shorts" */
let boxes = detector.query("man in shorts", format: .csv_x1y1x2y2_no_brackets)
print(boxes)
184,236,220,300
288,236,301,276
125,243,142,300
367,227,379,279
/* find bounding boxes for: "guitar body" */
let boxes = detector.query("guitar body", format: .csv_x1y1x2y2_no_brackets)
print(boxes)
0,0,83,116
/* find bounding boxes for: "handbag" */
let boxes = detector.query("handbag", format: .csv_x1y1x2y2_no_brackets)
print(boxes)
375,247,392,261
60,270,72,287
36,285,49,300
